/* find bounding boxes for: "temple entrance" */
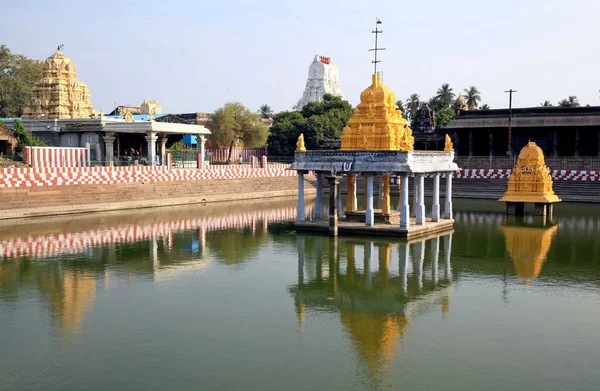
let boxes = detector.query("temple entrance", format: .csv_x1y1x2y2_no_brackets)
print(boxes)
114,133,147,165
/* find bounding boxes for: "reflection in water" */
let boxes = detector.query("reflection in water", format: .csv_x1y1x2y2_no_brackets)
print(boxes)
291,233,454,387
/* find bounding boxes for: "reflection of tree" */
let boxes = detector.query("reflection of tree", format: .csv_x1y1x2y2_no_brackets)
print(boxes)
207,228,268,265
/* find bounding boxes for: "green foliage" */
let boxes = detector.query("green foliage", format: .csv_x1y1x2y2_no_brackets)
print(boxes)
259,104,273,119
558,96,580,108
11,120,46,147
267,94,353,156
540,100,553,107
0,45,43,118
479,104,491,110
435,83,455,110
405,93,420,123
463,86,481,110
435,108,455,127
207,102,269,159
168,140,188,151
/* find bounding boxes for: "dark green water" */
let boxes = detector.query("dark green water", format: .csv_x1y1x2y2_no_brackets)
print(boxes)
1,199,599,391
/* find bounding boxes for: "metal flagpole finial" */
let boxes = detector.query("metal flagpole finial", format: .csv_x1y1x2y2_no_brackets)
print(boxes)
369,17,386,75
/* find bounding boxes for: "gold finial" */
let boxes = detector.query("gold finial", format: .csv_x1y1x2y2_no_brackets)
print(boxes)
444,134,454,152
296,133,306,152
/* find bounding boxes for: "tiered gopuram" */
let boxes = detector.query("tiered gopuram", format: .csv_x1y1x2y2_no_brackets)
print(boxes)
23,47,96,119
297,55,344,109
499,141,561,216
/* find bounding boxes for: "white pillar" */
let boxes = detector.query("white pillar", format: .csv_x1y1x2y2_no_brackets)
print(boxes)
199,135,206,169
432,236,440,286
364,242,373,290
336,181,343,218
145,131,157,166
365,174,374,227
444,233,453,282
412,176,418,217
103,132,115,167
159,135,168,166
377,175,383,209
400,174,410,229
443,173,453,219
432,173,440,222
297,171,305,222
315,173,323,220
416,175,426,225
399,242,409,294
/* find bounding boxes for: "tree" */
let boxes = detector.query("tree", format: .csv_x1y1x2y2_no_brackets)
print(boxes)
206,102,269,161
435,83,455,110
558,96,580,108
435,108,455,127
11,120,46,147
463,86,481,110
405,93,420,122
0,45,43,118
259,104,273,119
480,104,491,110
540,100,553,107
395,100,406,114
267,94,353,156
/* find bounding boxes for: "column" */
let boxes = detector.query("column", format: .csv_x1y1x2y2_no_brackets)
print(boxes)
400,174,410,230
443,173,453,219
364,242,373,290
327,176,339,236
412,176,418,218
416,175,425,225
431,173,440,222
377,175,383,209
489,130,494,157
365,174,374,227
399,242,409,294
199,135,206,169
574,129,580,157
314,173,323,220
297,171,305,222
381,174,391,214
346,173,357,212
432,236,440,286
468,130,474,157
597,132,600,157
103,132,115,167
444,233,453,282
336,182,343,218
158,135,167,166
145,131,158,166
554,130,559,157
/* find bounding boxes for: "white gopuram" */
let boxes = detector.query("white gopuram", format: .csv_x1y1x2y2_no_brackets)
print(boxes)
297,55,344,108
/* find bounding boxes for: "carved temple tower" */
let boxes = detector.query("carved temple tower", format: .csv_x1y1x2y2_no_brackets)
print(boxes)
23,48,96,119
297,55,344,109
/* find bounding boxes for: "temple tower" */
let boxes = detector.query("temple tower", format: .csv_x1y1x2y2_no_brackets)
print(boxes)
23,48,96,119
297,55,344,108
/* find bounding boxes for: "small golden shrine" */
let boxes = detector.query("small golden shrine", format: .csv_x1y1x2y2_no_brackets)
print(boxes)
500,142,561,207
340,73,414,151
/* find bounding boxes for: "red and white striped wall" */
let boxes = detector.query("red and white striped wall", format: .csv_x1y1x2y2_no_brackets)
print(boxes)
207,148,267,162
25,146,89,168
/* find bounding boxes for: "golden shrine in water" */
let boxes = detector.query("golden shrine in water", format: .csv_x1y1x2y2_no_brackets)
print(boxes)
499,142,561,216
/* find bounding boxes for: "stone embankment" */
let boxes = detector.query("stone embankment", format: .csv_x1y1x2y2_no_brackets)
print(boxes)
0,176,316,220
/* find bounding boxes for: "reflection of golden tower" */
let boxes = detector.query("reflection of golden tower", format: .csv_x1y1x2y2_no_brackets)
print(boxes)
501,225,559,281
499,142,561,203
340,74,414,151
295,301,306,333
340,312,409,382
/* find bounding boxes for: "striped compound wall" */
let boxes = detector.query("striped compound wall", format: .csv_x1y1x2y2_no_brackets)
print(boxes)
25,146,90,168
389,169,600,183
0,165,296,188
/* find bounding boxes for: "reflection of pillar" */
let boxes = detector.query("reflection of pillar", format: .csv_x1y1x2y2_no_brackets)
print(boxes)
145,131,158,166
346,243,355,282
315,173,323,220
432,173,440,222
297,236,305,285
416,175,425,225
365,174,374,227
379,244,390,287
382,174,391,214
364,242,373,290
199,224,206,252
400,174,410,229
329,237,339,294
103,132,115,166
347,174,357,212
297,171,305,222
399,242,409,294
315,236,323,282
416,241,424,291
432,236,440,286
444,233,453,281
443,173,453,219
152,238,159,269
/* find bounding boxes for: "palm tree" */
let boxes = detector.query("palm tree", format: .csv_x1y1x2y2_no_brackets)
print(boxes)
558,96,580,107
395,100,406,114
463,86,481,110
435,84,455,109
259,104,274,119
540,100,553,107
480,104,490,110
405,93,420,121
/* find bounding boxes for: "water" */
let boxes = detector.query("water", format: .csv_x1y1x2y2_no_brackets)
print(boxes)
1,199,599,391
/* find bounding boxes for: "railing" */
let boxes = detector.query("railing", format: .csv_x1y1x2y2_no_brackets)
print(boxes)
455,156,600,170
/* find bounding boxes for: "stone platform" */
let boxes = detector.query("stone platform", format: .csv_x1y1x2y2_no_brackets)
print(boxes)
296,218,454,240
345,210,400,224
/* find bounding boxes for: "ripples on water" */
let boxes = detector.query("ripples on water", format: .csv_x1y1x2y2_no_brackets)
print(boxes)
0,199,599,391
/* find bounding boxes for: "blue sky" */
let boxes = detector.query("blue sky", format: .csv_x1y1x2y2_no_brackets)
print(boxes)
3,0,599,114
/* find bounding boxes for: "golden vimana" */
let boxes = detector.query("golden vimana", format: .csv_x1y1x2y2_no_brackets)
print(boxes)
340,73,414,151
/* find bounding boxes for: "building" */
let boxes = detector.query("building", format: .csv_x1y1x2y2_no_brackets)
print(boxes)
446,106,600,157
22,47,96,120
297,55,344,108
